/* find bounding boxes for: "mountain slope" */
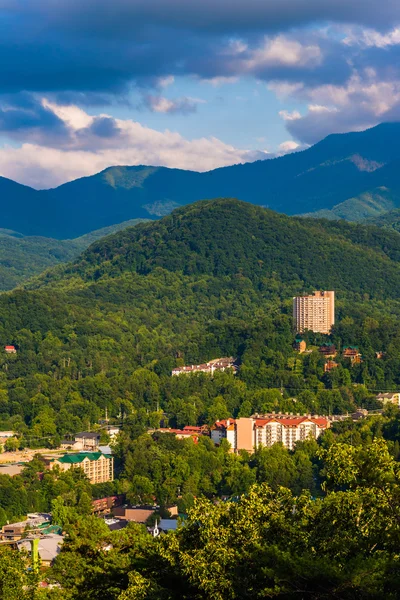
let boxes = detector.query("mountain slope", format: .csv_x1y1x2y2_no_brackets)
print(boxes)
3,123,400,237
0,218,149,291
33,198,400,300
1,199,400,428
367,208,400,232
300,187,397,221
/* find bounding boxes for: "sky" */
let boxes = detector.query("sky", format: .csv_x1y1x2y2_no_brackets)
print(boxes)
1,0,400,188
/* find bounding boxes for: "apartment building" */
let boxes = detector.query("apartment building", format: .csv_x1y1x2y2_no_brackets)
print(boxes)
212,414,329,452
253,415,328,451
172,357,237,376
293,291,335,334
51,452,113,484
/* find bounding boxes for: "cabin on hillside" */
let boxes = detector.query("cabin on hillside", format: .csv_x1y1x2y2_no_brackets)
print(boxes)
343,346,362,365
293,338,306,353
318,344,337,358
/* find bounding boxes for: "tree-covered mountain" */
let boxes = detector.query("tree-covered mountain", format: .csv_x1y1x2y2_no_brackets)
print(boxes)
2,198,400,433
3,200,400,599
0,218,149,291
39,198,400,299
366,207,400,232
4,123,400,237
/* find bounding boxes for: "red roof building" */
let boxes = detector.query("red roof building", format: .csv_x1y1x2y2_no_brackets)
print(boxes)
212,414,329,452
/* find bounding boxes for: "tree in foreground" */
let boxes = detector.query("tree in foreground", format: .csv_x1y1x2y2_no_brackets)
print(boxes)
120,438,400,599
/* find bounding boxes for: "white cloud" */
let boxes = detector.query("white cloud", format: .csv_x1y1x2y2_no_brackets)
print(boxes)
41,99,93,129
273,69,400,143
344,26,400,48
157,75,175,88
279,109,301,121
308,104,338,114
0,101,269,188
278,140,300,152
244,35,322,70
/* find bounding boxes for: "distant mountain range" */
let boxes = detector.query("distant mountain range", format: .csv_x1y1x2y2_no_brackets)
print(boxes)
2,122,400,238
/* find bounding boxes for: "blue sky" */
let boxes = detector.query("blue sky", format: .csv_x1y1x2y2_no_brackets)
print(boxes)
0,0,400,188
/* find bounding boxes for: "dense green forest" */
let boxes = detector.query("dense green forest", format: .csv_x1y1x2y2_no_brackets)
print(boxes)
367,207,400,232
2,199,400,597
0,219,149,291
2,199,400,444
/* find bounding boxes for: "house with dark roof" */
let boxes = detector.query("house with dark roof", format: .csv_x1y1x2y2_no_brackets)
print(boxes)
74,432,100,450
318,344,337,358
343,346,362,365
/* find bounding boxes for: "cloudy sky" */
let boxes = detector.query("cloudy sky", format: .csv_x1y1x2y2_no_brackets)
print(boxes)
1,0,400,188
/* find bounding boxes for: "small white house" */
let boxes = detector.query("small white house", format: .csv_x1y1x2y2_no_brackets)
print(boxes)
376,392,400,407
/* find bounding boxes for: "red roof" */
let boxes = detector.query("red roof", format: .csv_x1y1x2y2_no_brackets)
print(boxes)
182,426,203,432
5,346,15,350
212,419,236,431
255,416,328,428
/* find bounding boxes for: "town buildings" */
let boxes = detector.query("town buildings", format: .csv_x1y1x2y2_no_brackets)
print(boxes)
18,534,63,567
0,430,16,438
4,345,16,354
172,357,237,376
212,414,329,452
211,419,236,447
50,452,113,484
60,431,100,451
113,505,178,524
91,495,125,516
0,513,51,541
150,425,207,443
376,392,400,407
293,291,335,334
74,432,101,450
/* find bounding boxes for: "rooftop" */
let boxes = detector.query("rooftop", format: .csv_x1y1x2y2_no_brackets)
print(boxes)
56,452,106,464
75,432,100,439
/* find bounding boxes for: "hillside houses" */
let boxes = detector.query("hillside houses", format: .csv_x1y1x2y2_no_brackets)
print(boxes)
60,431,100,451
150,425,208,443
343,346,362,365
376,392,400,407
319,344,337,358
172,357,237,376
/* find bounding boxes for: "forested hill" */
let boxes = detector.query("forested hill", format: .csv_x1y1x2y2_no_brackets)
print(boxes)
2,197,400,449
367,208,400,232
37,198,400,299
0,218,149,291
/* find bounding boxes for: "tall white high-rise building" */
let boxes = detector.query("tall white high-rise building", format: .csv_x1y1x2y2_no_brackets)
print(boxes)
293,290,335,334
